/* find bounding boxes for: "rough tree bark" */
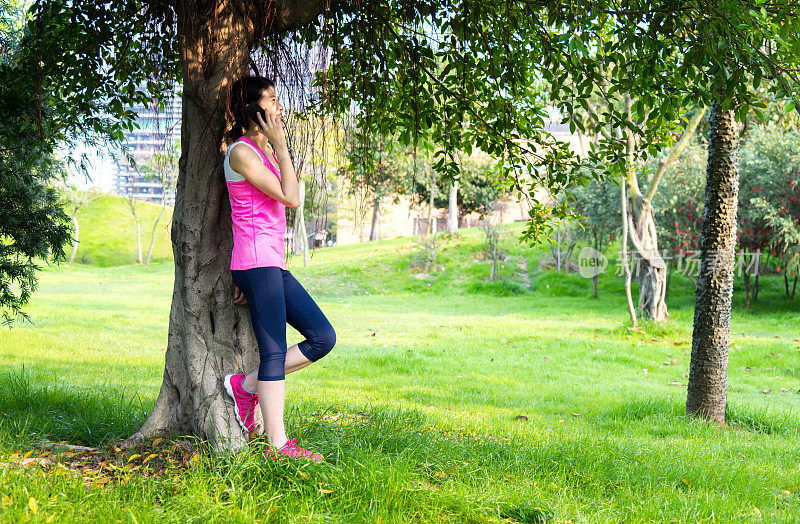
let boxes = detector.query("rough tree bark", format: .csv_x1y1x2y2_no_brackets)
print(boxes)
124,0,326,451
686,96,740,423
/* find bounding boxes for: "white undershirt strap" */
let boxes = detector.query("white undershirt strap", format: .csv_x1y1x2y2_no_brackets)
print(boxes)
224,141,263,182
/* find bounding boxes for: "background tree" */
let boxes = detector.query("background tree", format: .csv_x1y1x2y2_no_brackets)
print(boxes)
739,122,800,300
653,137,707,296
571,177,621,297
343,132,412,242
140,140,180,266
60,185,102,264
410,149,504,225
0,0,72,324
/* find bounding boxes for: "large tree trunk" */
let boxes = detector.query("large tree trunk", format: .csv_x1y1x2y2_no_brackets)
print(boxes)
448,181,458,234
369,195,380,241
686,97,740,423
125,0,326,451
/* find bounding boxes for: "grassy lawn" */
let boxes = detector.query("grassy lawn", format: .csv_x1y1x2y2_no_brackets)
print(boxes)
68,194,174,266
1,223,799,522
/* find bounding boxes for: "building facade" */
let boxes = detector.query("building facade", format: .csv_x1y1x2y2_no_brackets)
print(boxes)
114,93,181,205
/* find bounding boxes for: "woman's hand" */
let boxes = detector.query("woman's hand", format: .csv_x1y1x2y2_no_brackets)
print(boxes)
233,286,248,306
255,111,287,151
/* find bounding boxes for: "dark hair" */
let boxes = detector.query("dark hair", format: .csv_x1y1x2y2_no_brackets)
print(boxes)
224,75,275,146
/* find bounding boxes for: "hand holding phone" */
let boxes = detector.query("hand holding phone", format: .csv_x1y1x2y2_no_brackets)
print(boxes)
245,102,266,124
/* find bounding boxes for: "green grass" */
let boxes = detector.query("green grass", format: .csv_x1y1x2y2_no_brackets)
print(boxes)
1,223,800,522
68,194,173,266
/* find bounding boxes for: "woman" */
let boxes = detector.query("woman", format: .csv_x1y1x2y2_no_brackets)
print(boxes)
222,75,336,462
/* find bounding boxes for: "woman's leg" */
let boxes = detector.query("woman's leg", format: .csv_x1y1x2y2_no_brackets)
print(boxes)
241,270,336,391
231,267,290,449
281,269,337,363
241,344,314,393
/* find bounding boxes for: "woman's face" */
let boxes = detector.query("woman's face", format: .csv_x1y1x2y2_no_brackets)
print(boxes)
257,86,283,118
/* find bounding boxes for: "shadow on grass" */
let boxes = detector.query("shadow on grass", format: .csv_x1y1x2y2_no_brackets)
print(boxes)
0,367,149,448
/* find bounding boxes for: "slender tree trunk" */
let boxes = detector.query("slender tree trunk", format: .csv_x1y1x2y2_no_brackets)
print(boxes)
754,270,760,302
69,209,79,263
621,177,637,326
125,0,326,451
369,195,380,241
592,228,599,298
128,198,143,264
293,180,309,267
147,196,168,266
686,96,740,424
665,261,672,301
448,181,458,234
792,274,797,300
784,272,791,299
425,169,436,238
743,264,751,308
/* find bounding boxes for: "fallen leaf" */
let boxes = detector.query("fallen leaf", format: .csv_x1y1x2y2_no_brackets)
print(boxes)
127,454,141,463
28,497,37,514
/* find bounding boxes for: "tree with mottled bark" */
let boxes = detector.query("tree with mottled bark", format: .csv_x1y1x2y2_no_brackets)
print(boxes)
686,95,740,423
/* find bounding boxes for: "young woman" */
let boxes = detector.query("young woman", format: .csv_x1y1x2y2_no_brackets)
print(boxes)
222,75,336,462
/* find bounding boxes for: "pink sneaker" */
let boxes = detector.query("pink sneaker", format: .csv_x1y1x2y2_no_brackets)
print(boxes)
264,438,324,462
223,374,259,433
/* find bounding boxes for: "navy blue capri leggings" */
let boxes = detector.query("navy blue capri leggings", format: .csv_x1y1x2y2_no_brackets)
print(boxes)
231,267,336,381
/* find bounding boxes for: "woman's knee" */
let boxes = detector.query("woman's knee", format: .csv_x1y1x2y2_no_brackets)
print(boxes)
307,326,336,361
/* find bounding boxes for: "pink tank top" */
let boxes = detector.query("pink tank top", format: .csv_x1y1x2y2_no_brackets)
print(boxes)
225,136,287,270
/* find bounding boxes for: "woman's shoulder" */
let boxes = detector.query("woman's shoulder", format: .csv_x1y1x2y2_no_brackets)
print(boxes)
228,140,262,165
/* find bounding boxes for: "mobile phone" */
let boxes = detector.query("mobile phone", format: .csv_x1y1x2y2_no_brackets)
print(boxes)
245,102,266,123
